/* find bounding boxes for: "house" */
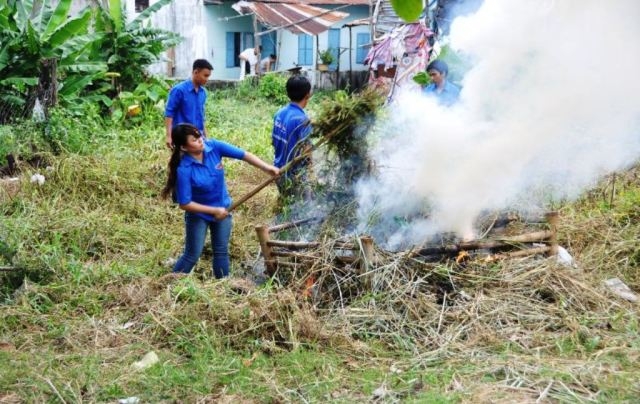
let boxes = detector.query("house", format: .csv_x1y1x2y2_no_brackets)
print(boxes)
119,0,373,86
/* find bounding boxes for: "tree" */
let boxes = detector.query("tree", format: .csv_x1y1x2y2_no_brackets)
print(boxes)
0,0,107,121
93,0,181,92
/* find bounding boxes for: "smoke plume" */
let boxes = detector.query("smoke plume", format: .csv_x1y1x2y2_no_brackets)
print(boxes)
357,0,640,249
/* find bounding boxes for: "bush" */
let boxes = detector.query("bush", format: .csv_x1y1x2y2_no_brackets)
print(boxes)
258,74,289,105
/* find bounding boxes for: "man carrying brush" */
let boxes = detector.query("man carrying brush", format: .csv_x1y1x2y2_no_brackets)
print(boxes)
271,75,313,201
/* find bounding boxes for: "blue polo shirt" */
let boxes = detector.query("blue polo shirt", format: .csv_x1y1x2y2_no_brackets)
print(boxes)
176,139,245,222
272,103,312,176
165,79,207,134
423,80,460,106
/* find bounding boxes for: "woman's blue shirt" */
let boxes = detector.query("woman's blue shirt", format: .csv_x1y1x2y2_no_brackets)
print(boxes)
176,139,245,221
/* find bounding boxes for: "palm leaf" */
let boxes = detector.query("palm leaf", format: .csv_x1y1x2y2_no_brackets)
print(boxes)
58,74,95,96
60,32,105,59
41,0,72,41
48,8,92,49
59,61,107,74
108,0,122,32
13,0,34,31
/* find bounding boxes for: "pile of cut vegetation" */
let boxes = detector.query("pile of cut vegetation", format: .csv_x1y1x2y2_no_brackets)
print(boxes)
259,161,640,400
2,89,639,402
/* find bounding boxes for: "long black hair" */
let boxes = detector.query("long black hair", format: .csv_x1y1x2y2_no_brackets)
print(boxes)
161,123,202,199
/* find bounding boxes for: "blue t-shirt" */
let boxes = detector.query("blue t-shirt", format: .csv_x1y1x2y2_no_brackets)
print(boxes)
423,80,460,106
175,139,245,222
271,103,312,176
165,79,207,134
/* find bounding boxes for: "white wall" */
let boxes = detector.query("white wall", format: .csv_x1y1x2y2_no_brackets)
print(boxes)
203,3,255,80
141,0,211,78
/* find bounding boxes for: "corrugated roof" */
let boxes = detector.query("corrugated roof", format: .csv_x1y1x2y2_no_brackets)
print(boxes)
254,0,370,5
342,17,370,27
232,1,351,35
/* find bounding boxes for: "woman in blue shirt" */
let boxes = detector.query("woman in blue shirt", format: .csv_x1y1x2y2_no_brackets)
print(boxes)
162,123,279,278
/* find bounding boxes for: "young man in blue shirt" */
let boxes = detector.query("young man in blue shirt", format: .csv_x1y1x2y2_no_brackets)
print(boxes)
423,59,460,106
164,59,213,149
271,75,313,199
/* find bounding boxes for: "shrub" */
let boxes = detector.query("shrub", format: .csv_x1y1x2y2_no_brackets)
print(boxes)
258,74,289,105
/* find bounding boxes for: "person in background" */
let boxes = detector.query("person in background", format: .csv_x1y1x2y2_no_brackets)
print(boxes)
271,75,313,200
238,45,262,80
164,59,213,149
260,54,277,74
423,59,460,106
161,123,279,278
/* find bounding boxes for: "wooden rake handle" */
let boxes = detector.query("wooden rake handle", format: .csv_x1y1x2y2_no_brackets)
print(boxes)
228,123,346,212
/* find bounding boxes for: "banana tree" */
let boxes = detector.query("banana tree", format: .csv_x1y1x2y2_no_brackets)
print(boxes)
93,0,182,92
0,0,107,121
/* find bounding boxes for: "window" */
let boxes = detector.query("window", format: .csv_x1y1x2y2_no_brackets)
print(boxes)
226,32,255,68
356,32,371,64
297,34,313,66
135,0,149,13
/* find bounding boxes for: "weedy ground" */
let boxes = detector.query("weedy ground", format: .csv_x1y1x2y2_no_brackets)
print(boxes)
0,85,639,403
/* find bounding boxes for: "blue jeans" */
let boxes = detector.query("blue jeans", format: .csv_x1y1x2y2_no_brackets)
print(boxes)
172,213,232,279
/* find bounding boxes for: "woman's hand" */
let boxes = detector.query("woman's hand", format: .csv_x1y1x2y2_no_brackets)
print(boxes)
210,207,229,220
266,165,280,177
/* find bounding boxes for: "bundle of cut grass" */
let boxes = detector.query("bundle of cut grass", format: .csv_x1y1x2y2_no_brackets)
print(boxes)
310,88,383,161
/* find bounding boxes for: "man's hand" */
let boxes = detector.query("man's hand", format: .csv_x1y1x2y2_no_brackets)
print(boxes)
166,133,173,149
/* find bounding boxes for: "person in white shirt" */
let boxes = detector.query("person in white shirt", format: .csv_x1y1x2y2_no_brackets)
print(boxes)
238,46,261,80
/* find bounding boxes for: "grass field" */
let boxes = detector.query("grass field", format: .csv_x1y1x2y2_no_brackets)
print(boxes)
1,86,639,403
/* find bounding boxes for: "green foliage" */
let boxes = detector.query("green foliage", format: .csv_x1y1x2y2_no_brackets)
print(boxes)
257,73,289,105
110,76,171,126
0,0,106,122
0,120,49,162
412,71,429,86
93,0,182,92
318,48,334,65
391,0,423,22
0,0,178,121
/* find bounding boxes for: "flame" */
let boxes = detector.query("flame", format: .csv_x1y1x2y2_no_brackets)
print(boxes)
302,275,316,298
455,250,470,264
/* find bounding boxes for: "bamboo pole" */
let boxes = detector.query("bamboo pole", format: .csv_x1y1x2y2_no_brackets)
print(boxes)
268,217,320,233
270,250,316,259
255,225,276,274
486,246,551,262
545,211,559,256
414,230,553,256
360,236,375,267
228,122,350,212
267,240,320,249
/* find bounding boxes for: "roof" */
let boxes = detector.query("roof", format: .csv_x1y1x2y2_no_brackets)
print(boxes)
249,0,369,5
342,17,370,27
232,1,351,35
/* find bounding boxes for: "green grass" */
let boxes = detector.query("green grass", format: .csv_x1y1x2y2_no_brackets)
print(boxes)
1,84,639,402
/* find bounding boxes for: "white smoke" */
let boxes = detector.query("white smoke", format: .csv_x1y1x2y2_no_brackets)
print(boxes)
357,0,640,249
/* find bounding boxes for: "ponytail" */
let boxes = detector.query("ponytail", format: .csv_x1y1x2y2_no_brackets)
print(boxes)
161,123,201,200
161,147,182,199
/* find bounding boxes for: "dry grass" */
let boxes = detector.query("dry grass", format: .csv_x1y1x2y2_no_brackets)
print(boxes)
1,95,639,401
